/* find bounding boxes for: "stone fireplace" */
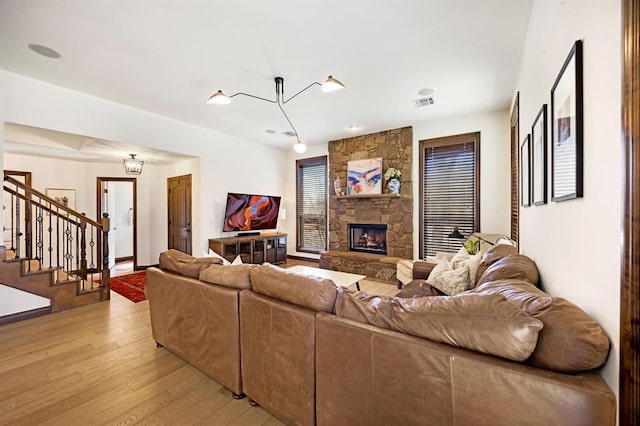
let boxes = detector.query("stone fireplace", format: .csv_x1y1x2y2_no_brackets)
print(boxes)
349,223,387,255
320,127,413,283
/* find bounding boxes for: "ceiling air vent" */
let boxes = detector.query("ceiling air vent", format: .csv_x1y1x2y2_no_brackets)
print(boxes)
413,97,435,107
281,131,297,137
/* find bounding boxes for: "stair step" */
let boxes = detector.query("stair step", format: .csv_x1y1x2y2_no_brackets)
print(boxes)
0,306,52,326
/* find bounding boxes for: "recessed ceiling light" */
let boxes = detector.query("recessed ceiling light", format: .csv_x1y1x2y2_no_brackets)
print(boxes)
418,88,437,97
265,129,276,134
27,43,61,59
348,124,360,131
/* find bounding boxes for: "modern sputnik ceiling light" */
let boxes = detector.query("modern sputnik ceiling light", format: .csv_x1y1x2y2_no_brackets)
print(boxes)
123,154,144,175
207,75,345,153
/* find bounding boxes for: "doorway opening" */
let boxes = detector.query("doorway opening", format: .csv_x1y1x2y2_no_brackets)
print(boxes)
96,177,137,273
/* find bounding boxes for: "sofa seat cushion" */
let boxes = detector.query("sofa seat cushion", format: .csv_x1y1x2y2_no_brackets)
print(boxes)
396,279,444,298
250,263,338,313
473,279,552,316
530,297,610,373
476,254,539,287
159,249,222,279
199,263,257,290
335,290,543,362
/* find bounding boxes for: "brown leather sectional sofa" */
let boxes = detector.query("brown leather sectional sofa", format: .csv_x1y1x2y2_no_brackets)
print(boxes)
145,248,616,426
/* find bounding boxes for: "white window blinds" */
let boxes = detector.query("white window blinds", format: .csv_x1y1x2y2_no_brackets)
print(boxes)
296,156,327,253
421,133,479,258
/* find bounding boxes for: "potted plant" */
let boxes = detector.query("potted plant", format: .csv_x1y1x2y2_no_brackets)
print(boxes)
384,167,402,194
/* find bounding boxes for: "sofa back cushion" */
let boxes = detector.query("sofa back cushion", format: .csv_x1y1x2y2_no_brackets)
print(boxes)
473,279,551,316
250,263,338,313
199,263,257,290
335,290,542,362
159,249,222,279
530,297,610,373
474,244,518,283
476,254,539,287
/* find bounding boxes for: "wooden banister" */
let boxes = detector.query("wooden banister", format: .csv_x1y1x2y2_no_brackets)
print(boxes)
2,174,110,303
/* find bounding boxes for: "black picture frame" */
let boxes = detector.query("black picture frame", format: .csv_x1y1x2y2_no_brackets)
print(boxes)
551,39,583,201
521,134,531,207
532,104,548,205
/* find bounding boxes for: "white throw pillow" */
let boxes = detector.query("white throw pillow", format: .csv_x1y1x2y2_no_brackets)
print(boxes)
205,248,231,266
232,255,243,265
450,247,482,286
426,259,471,295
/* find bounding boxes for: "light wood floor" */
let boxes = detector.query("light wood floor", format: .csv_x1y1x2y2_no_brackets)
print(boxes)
0,261,398,425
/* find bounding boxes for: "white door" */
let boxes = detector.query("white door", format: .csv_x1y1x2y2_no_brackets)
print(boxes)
106,182,117,269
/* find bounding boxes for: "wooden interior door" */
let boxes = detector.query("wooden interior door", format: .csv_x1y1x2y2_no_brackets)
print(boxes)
167,174,192,255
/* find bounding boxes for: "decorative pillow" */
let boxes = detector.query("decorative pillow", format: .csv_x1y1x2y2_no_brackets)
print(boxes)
435,252,454,262
232,255,243,265
426,259,471,295
450,248,482,285
205,248,231,266
530,297,610,373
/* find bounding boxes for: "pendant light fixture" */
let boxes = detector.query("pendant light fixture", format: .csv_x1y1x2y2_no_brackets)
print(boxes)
123,154,144,175
207,75,345,152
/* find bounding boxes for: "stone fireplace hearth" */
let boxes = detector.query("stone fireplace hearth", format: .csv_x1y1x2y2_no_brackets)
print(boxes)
320,127,413,283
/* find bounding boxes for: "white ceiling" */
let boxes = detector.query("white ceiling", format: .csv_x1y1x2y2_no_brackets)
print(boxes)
0,0,533,160
3,123,194,165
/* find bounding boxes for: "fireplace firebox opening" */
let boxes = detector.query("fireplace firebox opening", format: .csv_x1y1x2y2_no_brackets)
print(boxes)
349,223,387,255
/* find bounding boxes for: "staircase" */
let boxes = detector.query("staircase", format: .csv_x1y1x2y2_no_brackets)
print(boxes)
1,176,111,317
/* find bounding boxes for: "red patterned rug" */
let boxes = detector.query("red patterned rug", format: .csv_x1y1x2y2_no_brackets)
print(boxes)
108,272,147,303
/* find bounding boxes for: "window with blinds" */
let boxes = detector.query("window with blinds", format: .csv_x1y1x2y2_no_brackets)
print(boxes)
296,156,328,253
510,94,520,246
420,132,480,258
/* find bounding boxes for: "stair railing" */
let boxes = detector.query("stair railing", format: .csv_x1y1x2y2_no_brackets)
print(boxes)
2,176,110,300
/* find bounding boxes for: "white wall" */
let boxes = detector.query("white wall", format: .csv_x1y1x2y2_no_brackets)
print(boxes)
1,70,286,263
515,0,621,399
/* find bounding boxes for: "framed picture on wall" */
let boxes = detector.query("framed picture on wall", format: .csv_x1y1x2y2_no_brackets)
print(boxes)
520,134,531,207
346,157,382,195
551,39,583,201
45,188,76,210
532,104,548,205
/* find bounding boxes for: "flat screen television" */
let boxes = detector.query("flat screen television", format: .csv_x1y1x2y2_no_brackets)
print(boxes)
222,192,281,232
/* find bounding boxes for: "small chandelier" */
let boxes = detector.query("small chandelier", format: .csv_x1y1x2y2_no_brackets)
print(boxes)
123,154,144,175
207,75,345,153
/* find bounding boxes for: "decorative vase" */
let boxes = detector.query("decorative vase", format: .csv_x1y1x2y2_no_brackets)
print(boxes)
388,178,401,194
334,176,342,195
